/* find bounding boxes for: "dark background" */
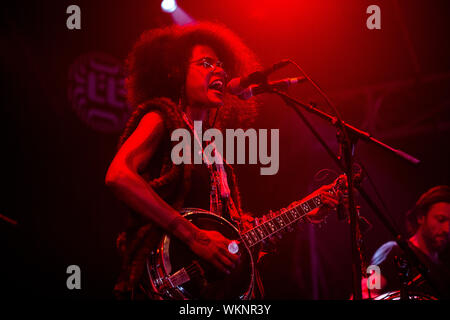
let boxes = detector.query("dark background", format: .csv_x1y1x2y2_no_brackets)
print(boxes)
1,0,449,299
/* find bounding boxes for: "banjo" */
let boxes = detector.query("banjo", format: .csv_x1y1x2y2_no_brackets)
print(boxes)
146,175,348,300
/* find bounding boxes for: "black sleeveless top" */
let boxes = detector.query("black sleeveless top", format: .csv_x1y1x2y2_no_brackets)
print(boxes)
182,162,211,210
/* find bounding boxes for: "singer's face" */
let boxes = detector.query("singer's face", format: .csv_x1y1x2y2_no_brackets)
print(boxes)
185,45,227,108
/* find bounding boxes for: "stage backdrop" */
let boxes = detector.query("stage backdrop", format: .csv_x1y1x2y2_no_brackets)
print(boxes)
1,0,449,299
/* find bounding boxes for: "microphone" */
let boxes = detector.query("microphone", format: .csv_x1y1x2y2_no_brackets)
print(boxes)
226,59,291,95
233,76,306,100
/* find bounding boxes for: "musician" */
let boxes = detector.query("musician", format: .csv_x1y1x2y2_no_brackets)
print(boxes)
105,22,342,299
368,185,450,299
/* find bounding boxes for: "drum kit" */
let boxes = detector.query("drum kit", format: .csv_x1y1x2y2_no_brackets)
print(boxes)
374,290,437,300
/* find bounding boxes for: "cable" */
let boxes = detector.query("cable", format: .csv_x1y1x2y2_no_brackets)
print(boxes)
286,59,400,232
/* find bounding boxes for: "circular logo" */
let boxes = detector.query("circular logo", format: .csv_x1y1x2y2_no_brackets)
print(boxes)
68,52,132,133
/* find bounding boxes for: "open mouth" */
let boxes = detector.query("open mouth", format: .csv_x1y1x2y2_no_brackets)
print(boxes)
208,79,224,94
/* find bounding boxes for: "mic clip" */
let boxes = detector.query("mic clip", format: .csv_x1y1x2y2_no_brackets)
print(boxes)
241,70,269,88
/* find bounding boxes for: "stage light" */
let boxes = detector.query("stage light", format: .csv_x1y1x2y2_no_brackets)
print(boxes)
161,0,177,13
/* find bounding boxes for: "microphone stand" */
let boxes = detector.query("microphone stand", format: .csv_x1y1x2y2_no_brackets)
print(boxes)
269,88,443,300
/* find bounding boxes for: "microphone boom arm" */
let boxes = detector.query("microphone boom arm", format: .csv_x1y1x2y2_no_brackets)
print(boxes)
270,88,446,299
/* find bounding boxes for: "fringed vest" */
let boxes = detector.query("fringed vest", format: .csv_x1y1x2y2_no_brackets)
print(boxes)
112,97,244,297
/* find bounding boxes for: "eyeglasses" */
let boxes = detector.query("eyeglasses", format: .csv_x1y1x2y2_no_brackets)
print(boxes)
190,57,226,74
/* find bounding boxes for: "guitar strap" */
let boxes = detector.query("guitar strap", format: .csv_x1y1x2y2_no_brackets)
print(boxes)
181,113,241,225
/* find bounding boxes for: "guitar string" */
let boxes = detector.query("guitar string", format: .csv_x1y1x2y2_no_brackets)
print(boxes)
170,184,344,283
170,265,200,286
243,183,341,248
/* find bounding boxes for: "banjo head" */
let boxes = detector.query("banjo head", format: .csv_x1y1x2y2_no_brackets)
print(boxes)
149,209,255,300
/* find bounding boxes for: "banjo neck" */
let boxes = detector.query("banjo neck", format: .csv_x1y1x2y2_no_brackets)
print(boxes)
240,178,344,249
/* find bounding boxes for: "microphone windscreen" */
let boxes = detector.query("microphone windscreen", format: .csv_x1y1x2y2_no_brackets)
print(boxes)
226,78,245,95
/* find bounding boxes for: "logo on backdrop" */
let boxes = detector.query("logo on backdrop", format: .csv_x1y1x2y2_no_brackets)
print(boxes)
67,52,132,133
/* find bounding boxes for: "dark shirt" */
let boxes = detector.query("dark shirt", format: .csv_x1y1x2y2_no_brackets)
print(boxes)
183,162,211,210
371,241,450,299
